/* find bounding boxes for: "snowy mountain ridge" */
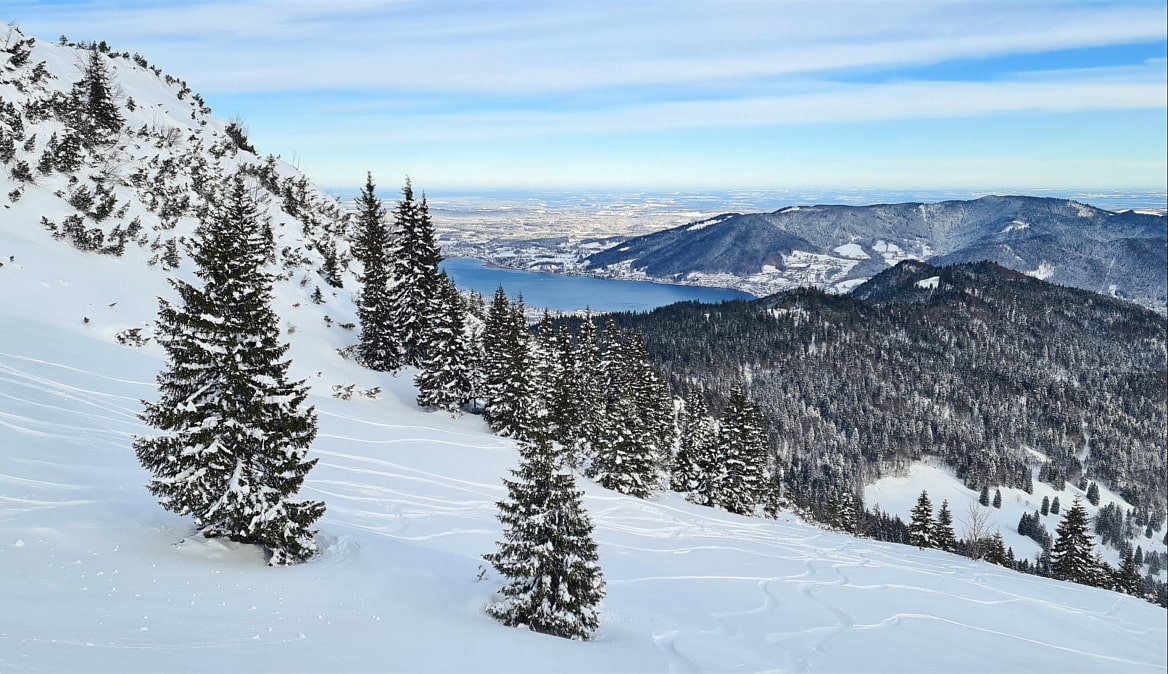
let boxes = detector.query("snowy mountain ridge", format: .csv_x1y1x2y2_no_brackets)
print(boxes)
1,24,1166,673
583,195,1168,311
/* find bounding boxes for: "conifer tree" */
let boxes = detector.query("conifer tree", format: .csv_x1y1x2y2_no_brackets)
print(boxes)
710,386,769,515
1049,495,1059,514
992,488,1002,509
1051,496,1098,585
1086,482,1101,506
485,431,605,640
587,325,661,498
415,271,473,413
569,310,605,466
933,500,957,552
69,48,124,141
135,176,324,565
1114,548,1141,596
481,291,538,439
388,181,442,368
672,387,717,505
588,391,659,499
908,490,935,548
978,485,990,507
983,531,1009,566
353,173,398,371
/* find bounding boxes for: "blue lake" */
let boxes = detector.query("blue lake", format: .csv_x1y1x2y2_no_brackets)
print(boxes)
441,258,753,313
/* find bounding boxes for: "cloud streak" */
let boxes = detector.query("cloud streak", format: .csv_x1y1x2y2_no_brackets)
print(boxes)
12,1,1168,94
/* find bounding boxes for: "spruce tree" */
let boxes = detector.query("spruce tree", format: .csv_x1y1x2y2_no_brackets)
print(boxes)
353,173,398,371
672,387,717,505
1086,482,1101,506
710,386,769,516
570,310,606,466
69,48,124,142
1050,496,1098,585
978,485,990,507
586,325,661,499
481,291,538,440
1114,548,1141,595
908,490,935,548
992,488,1002,509
135,176,324,565
414,271,473,413
485,432,605,640
388,181,442,368
933,500,957,552
984,531,1009,566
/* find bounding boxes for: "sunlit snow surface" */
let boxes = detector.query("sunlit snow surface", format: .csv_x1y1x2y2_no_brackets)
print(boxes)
1,230,1165,674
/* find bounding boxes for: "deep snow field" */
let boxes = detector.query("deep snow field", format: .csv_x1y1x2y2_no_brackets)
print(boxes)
2,190,1166,674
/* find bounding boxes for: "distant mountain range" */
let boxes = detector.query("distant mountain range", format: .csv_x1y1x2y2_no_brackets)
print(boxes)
583,195,1167,311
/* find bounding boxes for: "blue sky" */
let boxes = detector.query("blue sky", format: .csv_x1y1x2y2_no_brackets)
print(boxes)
5,0,1166,192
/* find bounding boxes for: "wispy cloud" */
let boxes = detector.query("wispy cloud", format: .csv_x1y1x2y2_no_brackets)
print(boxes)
6,0,1164,189
12,1,1168,94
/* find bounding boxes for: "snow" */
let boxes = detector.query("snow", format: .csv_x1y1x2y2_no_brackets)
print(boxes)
1,27,1165,673
1001,220,1030,233
915,276,940,289
865,463,1167,581
1026,261,1056,281
3,218,1165,674
832,243,869,259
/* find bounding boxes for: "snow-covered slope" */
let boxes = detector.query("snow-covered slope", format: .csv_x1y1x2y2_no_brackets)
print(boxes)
1,26,1165,674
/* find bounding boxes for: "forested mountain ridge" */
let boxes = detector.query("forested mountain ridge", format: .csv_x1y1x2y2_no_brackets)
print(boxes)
587,260,1167,532
584,195,1167,311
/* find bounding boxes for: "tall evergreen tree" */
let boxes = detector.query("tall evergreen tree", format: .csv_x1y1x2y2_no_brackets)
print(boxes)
481,291,538,440
1113,548,1142,596
388,181,442,368
69,48,124,141
992,488,1002,509
485,432,605,640
933,500,957,552
672,387,717,505
352,173,398,371
570,310,606,466
1051,496,1098,585
710,386,769,516
908,490,935,548
415,271,473,413
587,325,661,498
134,176,324,565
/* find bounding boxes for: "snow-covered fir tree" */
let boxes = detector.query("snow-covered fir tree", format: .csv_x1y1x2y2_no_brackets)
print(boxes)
68,48,124,142
134,175,324,565
586,323,663,499
933,499,957,553
414,271,474,413
1051,496,1101,585
481,289,539,440
672,387,717,505
352,172,398,371
907,490,934,548
709,386,769,516
568,310,606,465
388,181,442,368
485,430,605,640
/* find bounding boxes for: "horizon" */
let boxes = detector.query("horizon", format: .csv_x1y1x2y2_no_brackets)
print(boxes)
4,1,1166,193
